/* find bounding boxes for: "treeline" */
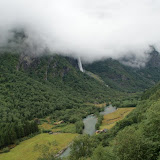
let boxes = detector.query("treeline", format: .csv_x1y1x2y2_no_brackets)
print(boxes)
95,115,103,130
0,121,38,149
50,105,101,134
75,121,84,134
111,93,140,108
50,105,101,123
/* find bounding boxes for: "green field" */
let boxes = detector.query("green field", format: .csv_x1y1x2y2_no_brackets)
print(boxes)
39,122,76,133
0,133,78,160
100,108,135,130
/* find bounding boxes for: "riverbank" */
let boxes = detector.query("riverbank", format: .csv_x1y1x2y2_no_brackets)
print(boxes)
60,105,117,158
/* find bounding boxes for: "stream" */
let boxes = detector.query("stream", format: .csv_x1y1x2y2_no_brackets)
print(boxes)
60,105,116,158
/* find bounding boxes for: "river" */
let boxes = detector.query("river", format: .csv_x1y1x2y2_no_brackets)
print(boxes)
60,105,116,158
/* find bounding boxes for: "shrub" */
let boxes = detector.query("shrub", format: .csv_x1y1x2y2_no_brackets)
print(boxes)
2,147,10,153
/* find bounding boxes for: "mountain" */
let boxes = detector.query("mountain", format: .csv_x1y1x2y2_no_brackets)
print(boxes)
1,31,160,152
0,50,122,148
84,50,160,92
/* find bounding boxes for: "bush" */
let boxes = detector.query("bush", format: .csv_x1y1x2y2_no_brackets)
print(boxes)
75,121,84,134
2,147,10,153
95,115,103,130
113,126,159,160
42,129,52,133
91,146,117,160
15,140,20,145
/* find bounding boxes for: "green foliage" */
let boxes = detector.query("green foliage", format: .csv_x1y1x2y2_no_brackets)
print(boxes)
113,126,159,160
91,146,116,160
75,121,84,134
95,115,103,130
35,143,61,160
0,52,118,148
111,93,140,108
1,147,10,153
70,135,98,160
85,53,160,92
50,105,100,124
0,121,39,149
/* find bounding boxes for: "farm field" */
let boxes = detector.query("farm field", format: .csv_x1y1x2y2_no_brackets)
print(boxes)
39,122,76,133
100,107,135,130
0,133,78,160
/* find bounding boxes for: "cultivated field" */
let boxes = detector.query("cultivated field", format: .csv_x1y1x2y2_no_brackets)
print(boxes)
40,122,76,133
0,133,78,160
100,107,135,130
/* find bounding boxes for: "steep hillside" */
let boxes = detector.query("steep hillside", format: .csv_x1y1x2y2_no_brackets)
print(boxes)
0,51,120,148
68,81,160,160
85,50,160,92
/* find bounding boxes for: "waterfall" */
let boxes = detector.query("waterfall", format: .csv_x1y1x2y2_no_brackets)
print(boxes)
78,57,84,72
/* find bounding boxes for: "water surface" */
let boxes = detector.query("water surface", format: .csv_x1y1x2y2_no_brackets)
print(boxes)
83,115,97,135
60,105,116,158
100,105,116,115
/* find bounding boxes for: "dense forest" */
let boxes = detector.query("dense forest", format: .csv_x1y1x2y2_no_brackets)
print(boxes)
85,49,160,92
0,50,118,149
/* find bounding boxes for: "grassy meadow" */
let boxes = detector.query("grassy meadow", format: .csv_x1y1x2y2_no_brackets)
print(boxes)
40,122,76,133
100,107,135,130
0,133,78,160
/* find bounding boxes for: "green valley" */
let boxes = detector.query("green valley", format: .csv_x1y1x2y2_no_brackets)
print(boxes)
0,47,160,160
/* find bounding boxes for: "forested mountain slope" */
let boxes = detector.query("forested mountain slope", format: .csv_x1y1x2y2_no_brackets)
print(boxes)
85,50,160,92
69,82,160,160
0,51,118,148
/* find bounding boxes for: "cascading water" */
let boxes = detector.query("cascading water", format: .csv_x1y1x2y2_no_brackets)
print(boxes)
78,57,84,72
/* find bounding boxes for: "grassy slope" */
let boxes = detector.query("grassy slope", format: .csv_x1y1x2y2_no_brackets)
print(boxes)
100,108,135,130
0,133,78,160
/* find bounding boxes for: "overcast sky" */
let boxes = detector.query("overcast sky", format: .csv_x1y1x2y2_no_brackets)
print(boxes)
0,0,160,66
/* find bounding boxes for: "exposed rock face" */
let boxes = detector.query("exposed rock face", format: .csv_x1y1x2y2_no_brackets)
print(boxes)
146,50,160,68
16,54,77,82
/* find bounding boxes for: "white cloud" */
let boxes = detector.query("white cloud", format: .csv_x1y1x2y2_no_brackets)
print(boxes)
0,0,160,66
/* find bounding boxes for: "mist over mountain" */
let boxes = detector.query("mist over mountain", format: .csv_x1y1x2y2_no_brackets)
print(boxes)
0,1,160,160
85,49,160,92
0,0,160,66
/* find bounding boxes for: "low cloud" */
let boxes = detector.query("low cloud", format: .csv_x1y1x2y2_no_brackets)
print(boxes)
0,0,160,66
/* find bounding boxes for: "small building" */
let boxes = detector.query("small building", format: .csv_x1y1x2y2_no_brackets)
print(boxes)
96,129,107,134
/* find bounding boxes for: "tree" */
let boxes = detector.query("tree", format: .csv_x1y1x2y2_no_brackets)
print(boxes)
70,135,97,160
113,126,158,160
91,145,116,160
